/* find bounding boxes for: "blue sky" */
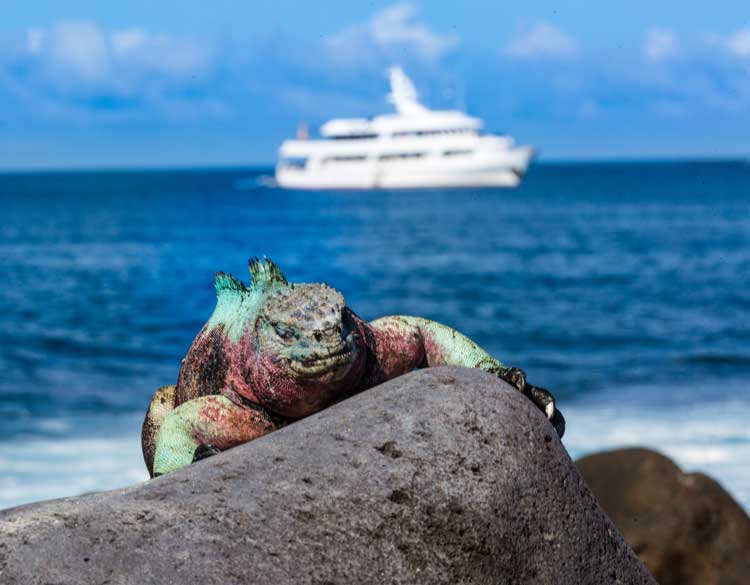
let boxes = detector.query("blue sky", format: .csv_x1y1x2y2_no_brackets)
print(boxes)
1,1,749,168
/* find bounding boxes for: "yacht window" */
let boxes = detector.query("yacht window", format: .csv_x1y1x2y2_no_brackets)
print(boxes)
443,149,473,157
330,134,378,140
392,129,475,138
379,152,425,161
280,157,308,169
322,155,368,163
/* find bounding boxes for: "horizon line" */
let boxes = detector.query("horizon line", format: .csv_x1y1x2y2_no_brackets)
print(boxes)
1,154,749,175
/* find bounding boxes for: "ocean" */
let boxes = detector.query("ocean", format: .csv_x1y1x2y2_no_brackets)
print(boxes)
1,161,748,510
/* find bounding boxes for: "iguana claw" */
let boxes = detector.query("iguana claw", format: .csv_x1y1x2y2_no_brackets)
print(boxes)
526,383,566,438
497,367,565,438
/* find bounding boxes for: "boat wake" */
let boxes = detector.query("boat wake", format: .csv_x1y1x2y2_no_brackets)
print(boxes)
234,174,277,191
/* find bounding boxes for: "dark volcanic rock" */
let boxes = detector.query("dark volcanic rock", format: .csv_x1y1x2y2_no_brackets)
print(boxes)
0,367,655,585
577,448,750,585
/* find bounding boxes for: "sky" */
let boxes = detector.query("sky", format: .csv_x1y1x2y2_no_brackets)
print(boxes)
1,1,749,168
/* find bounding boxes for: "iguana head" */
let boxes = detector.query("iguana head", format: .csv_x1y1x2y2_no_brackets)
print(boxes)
213,258,366,418
257,281,361,379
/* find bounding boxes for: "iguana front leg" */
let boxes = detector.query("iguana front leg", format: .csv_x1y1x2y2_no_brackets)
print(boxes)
368,316,565,437
142,385,177,477
152,395,282,476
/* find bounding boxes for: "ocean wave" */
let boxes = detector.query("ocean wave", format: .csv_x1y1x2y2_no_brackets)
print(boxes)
564,397,750,508
1,396,748,513
679,352,750,366
0,415,148,511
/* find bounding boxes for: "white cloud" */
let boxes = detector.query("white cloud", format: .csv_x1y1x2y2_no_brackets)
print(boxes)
46,21,109,81
324,3,459,64
703,27,750,59
644,28,679,62
111,28,149,54
369,4,459,60
725,27,750,58
110,27,211,77
18,20,212,92
0,20,219,123
503,22,579,61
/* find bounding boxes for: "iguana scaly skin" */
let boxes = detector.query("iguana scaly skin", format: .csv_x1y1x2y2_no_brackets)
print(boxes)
142,258,565,477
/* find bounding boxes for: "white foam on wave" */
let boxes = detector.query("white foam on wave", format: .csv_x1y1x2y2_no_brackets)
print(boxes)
563,397,750,508
0,415,149,510
1,398,748,512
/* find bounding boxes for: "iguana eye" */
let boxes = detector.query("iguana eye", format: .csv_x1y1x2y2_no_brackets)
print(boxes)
273,323,295,340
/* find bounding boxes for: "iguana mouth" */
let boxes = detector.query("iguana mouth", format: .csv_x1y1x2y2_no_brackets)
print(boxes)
289,345,355,379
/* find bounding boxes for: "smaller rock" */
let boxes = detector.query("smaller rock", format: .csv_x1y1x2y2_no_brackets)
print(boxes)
576,448,750,585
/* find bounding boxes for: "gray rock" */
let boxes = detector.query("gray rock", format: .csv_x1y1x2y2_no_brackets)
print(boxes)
0,367,655,584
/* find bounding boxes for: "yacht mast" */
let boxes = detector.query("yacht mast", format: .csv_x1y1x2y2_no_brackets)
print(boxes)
386,66,428,116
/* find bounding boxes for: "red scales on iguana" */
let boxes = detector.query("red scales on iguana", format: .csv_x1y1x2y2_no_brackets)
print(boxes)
142,258,565,476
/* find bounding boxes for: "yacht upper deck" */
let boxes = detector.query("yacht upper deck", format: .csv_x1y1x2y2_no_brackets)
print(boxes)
316,67,482,141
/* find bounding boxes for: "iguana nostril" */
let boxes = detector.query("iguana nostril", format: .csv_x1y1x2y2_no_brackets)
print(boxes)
314,332,322,342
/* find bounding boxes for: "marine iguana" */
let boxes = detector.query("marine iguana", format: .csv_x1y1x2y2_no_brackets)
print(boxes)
142,258,565,477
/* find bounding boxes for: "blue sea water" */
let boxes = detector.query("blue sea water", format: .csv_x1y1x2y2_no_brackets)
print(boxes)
0,161,748,510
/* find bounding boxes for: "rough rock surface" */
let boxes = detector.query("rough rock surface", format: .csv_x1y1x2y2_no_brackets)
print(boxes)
577,448,750,585
0,367,655,585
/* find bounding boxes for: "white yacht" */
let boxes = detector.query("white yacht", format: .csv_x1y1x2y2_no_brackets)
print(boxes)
275,67,535,190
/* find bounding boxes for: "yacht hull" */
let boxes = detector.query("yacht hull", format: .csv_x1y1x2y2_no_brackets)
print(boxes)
276,145,534,190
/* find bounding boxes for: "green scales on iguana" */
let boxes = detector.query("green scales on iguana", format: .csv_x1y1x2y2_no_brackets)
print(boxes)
142,258,565,477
